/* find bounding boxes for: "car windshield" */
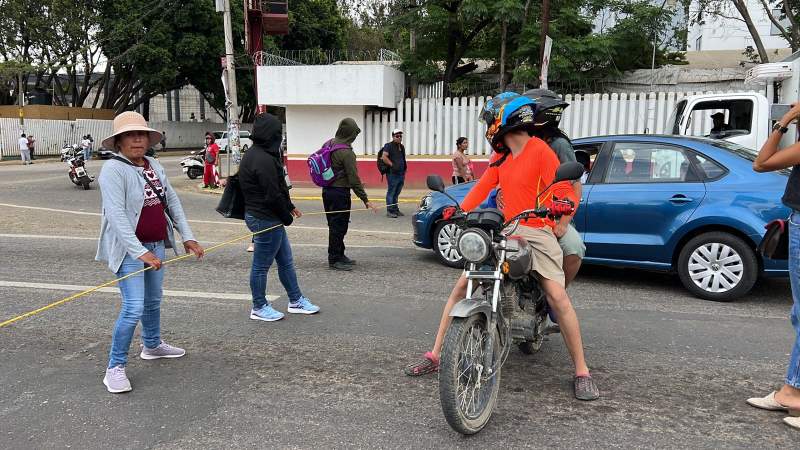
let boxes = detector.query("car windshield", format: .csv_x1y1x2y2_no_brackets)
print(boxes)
710,139,791,175
213,132,225,140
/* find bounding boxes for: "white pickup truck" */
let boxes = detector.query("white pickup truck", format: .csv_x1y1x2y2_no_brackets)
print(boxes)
667,51,800,150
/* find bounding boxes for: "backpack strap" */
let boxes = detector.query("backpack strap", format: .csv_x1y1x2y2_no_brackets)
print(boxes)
112,155,175,225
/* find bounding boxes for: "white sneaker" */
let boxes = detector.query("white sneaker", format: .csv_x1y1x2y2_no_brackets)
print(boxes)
140,341,186,360
103,365,132,394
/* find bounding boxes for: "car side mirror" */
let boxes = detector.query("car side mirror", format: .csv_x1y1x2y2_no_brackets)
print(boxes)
427,175,446,193
554,162,585,183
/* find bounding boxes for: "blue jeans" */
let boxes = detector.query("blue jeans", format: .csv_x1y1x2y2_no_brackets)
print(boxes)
386,173,405,214
83,147,91,161
108,242,165,368
245,212,302,309
787,212,800,387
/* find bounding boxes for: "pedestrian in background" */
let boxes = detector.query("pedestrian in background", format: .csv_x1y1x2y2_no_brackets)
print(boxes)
18,133,31,165
323,118,376,271
239,113,319,322
27,134,36,161
87,134,94,159
96,111,204,394
749,102,800,429
203,132,220,189
380,129,406,218
160,131,167,151
81,135,92,161
451,137,473,184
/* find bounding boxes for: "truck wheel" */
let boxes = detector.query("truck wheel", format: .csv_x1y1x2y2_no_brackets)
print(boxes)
677,232,758,302
433,221,465,268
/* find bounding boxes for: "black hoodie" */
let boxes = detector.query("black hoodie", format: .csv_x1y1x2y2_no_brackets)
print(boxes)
238,114,295,225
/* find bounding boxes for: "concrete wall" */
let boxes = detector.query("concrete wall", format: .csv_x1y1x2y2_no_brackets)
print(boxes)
687,0,789,51
0,119,253,158
285,105,366,155
258,64,404,108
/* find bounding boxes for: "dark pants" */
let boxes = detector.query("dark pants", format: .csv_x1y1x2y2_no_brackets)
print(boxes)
323,186,351,264
29,147,34,160
386,173,405,214
452,176,465,184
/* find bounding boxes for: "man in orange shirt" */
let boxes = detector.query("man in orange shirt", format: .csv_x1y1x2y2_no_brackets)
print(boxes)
405,95,599,400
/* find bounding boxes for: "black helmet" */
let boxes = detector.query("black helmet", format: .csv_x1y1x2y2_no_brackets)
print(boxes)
523,89,569,128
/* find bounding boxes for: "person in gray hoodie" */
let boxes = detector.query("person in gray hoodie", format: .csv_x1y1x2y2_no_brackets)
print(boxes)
323,118,376,271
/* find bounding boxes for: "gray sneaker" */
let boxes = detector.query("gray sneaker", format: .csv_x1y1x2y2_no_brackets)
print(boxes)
140,341,186,360
574,375,600,401
103,365,132,394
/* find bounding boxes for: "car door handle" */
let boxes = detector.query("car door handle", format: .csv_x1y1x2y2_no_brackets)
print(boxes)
669,195,694,204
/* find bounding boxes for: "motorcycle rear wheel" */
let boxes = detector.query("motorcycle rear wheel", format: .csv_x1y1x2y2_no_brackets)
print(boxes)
187,167,202,179
438,314,500,435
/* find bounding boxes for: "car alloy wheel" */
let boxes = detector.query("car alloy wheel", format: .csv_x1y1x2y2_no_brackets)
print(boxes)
687,243,743,293
677,231,757,302
433,221,465,268
438,223,462,262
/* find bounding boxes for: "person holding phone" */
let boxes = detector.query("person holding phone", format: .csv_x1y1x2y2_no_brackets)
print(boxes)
749,103,800,429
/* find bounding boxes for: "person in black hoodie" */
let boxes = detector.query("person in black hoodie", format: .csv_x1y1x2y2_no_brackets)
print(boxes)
239,113,320,322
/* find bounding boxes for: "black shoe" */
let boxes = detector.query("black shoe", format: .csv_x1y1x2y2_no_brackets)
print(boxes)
340,256,357,265
396,210,405,217
387,212,398,219
329,261,353,271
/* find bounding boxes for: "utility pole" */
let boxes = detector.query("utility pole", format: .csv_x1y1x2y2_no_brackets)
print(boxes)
539,0,551,80
18,72,24,128
221,0,240,177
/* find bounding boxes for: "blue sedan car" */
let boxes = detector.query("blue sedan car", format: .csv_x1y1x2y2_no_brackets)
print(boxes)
412,135,789,301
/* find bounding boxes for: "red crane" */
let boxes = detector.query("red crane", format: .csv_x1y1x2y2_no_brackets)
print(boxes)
246,1,288,113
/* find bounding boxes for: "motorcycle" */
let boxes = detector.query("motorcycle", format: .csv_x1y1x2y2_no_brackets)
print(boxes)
428,162,584,435
60,143,81,162
180,150,205,180
66,153,93,190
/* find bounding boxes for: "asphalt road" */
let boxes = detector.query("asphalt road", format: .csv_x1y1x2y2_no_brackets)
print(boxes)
0,155,797,449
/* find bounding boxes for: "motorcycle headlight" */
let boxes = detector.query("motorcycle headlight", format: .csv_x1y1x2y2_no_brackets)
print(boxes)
419,195,432,210
457,229,491,264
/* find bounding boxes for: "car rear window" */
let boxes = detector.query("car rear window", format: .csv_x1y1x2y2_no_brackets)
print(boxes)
711,140,790,175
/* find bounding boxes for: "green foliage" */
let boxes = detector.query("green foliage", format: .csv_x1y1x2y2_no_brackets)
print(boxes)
360,0,685,92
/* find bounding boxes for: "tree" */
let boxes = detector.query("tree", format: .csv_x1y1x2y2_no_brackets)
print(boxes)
0,0,104,107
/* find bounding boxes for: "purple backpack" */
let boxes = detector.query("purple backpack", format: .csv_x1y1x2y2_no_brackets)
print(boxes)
307,140,349,187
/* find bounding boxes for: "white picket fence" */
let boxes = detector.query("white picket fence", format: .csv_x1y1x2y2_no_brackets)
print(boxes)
0,119,245,158
362,91,752,156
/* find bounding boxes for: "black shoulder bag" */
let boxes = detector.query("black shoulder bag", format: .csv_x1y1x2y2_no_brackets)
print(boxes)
112,156,176,226
215,174,246,220
758,218,789,260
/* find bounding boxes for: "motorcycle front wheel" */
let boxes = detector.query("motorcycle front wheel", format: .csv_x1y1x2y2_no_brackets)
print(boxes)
438,314,501,435
82,179,91,190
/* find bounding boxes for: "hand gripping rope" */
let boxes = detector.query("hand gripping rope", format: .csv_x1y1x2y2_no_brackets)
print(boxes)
0,203,399,329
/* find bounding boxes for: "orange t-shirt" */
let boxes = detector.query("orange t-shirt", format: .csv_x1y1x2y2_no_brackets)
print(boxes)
460,137,578,230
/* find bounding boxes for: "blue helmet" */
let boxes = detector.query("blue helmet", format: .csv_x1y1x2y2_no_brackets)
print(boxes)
481,91,538,152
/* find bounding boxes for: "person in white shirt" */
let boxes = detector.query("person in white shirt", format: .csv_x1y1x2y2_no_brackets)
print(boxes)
18,133,31,165
81,135,91,161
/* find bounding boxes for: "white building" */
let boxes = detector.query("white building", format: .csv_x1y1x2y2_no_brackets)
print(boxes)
688,0,790,52
258,63,405,155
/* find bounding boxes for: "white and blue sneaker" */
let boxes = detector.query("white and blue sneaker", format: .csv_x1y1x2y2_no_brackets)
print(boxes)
250,304,285,322
287,296,320,315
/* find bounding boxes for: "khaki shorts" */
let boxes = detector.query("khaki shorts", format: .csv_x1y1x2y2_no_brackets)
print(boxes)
513,226,565,288
559,223,586,258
